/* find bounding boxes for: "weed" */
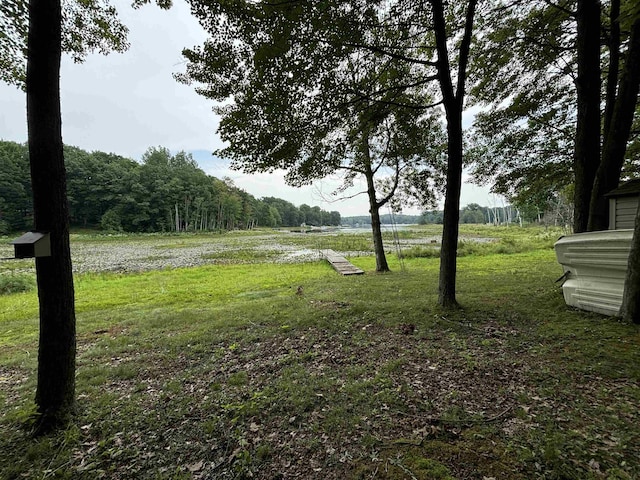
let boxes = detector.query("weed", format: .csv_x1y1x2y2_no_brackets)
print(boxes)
0,273,35,295
77,365,110,387
400,245,440,259
228,371,249,386
111,364,138,381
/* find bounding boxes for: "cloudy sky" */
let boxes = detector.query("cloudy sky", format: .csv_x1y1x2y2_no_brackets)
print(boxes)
0,0,496,217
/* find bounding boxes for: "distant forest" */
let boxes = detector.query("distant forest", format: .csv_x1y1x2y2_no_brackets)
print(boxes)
341,214,423,226
1,140,525,235
342,203,522,226
0,141,341,234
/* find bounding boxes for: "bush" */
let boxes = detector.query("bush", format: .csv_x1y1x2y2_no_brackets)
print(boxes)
0,273,35,295
100,209,123,232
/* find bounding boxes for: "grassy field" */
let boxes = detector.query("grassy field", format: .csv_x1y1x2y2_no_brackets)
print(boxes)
0,226,638,479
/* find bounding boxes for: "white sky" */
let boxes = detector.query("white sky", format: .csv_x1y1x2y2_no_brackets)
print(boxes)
0,0,495,217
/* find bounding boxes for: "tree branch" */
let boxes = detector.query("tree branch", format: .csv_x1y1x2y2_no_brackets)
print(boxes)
343,42,438,67
338,164,365,175
541,0,576,17
456,0,478,103
345,93,444,111
376,159,403,208
345,75,440,103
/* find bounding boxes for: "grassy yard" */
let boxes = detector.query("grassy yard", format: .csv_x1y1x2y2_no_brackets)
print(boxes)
0,227,638,479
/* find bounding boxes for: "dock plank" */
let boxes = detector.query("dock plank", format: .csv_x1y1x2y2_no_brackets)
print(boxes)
321,250,364,275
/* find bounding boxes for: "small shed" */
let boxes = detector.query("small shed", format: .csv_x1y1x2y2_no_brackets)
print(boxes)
606,179,640,230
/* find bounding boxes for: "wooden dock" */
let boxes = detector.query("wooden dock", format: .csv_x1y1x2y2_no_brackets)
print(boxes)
322,250,364,276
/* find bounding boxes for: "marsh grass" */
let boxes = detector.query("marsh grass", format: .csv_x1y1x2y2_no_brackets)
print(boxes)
279,233,373,252
400,225,564,259
68,229,268,243
201,248,280,263
0,227,638,480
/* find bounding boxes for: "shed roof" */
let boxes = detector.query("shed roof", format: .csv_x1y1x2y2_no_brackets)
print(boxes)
11,231,48,245
605,179,640,198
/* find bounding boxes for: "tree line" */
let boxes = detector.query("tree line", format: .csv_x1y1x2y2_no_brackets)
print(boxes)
0,141,340,235
342,204,524,226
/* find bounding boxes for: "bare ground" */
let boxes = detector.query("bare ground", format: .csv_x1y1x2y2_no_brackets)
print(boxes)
7,310,631,479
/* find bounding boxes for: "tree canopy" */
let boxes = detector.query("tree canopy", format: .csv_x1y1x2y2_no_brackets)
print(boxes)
0,0,130,87
180,0,449,271
469,0,640,232
0,140,341,235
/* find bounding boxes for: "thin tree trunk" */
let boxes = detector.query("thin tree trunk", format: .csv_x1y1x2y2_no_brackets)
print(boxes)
362,130,389,272
369,201,388,272
588,15,640,231
175,203,180,232
573,0,601,233
27,0,76,434
621,203,640,324
184,196,189,231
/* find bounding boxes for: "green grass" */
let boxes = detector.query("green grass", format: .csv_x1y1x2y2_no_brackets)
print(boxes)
0,227,638,479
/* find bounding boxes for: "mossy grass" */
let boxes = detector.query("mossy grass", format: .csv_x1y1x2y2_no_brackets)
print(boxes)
0,227,638,479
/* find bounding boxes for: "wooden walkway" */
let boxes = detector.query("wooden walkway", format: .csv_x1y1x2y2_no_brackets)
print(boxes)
321,250,364,276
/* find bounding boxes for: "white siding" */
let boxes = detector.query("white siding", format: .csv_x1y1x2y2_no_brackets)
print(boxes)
614,196,639,229
554,230,633,316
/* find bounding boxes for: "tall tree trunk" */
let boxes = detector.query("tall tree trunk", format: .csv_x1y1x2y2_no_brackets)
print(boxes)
432,0,476,308
362,130,389,272
621,202,640,324
573,0,602,233
438,117,463,308
603,0,621,136
588,15,640,231
27,0,77,434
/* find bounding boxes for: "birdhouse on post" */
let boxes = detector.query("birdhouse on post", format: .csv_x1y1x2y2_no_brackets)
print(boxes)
11,231,51,259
